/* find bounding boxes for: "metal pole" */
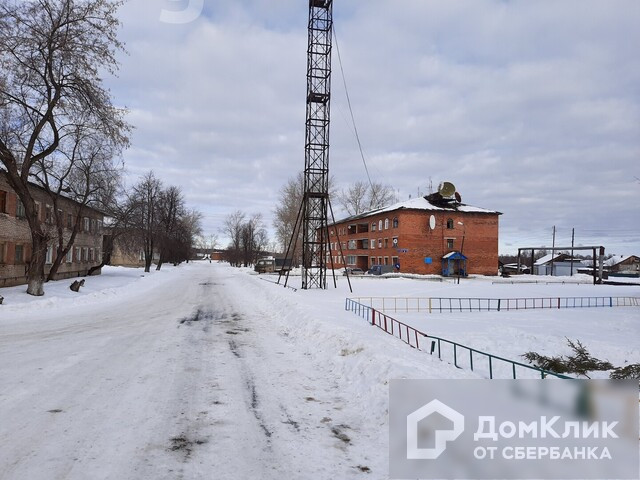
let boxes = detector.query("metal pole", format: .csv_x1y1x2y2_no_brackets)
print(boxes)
570,228,575,276
551,225,556,277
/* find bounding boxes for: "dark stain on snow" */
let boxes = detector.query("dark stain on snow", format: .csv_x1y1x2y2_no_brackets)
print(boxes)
168,434,208,459
331,425,352,444
47,409,63,413
246,379,272,438
179,308,213,327
228,339,241,358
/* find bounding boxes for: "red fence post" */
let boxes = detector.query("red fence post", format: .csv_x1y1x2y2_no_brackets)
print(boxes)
371,308,376,326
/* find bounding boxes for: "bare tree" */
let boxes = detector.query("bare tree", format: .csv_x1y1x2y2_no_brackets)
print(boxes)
337,181,395,216
155,185,185,270
173,208,202,264
86,192,137,276
241,213,267,267
35,125,125,281
129,172,162,273
222,210,245,267
273,172,336,261
273,172,304,255
0,0,128,295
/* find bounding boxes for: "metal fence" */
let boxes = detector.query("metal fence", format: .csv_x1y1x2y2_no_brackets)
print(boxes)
344,298,572,380
352,295,640,314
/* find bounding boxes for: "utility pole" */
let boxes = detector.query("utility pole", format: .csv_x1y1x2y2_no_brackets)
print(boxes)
570,228,575,276
550,226,556,277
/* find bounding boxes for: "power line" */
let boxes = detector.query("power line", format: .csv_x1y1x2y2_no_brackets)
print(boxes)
332,24,376,200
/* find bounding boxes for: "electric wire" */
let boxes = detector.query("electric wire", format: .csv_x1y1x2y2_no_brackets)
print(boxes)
332,24,377,202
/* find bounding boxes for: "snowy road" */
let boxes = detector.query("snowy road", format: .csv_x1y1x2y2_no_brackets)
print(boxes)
0,264,394,479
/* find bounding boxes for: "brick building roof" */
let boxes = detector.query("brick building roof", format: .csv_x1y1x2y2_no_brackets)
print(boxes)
331,194,501,225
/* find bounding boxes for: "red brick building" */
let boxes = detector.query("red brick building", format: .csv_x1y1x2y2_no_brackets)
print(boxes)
0,170,105,287
327,194,501,276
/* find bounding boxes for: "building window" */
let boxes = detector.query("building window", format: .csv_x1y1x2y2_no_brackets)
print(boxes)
89,248,94,262
82,247,88,262
0,190,7,213
45,245,53,264
384,218,389,230
362,239,369,249
67,213,73,229
45,205,54,224
66,248,73,263
75,247,81,262
16,199,26,218
370,239,375,250
370,257,376,266
15,244,24,264
384,238,389,248
378,239,382,248
0,242,5,263
392,217,398,228
392,256,399,267
378,220,383,231
84,217,90,232
371,222,376,232
348,240,356,250
447,218,454,229
384,256,389,265
447,239,454,249
378,256,382,265
346,255,356,265
392,237,398,247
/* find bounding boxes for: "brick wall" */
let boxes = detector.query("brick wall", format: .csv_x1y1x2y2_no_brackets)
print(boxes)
0,172,104,287
328,207,500,276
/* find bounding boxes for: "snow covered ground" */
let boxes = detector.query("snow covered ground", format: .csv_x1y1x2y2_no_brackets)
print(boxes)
0,263,638,479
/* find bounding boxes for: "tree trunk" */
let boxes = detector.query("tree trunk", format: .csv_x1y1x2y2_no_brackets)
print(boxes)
27,230,47,296
88,234,115,276
47,209,82,281
156,250,164,271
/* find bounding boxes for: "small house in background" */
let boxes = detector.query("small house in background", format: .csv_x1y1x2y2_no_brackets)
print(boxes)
606,255,640,277
533,253,584,276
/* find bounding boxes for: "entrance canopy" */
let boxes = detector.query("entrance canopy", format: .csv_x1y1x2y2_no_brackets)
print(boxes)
442,251,467,277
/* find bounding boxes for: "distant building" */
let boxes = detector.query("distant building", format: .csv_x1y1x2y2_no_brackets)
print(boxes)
605,255,640,275
533,253,584,276
0,170,104,287
326,194,501,276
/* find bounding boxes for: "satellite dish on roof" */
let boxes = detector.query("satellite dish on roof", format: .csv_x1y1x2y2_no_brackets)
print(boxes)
438,181,456,198
454,191,461,203
429,215,436,230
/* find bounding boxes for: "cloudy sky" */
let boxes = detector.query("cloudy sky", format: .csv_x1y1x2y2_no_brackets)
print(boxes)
107,0,640,255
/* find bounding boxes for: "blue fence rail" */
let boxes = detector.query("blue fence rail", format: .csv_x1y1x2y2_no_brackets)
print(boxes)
352,296,640,314
344,298,572,380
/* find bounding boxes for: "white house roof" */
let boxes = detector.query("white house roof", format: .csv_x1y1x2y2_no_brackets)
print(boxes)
604,254,638,267
534,253,584,266
333,195,500,225
534,253,561,266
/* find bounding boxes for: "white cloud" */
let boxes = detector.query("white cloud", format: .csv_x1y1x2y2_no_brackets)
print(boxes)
107,0,640,255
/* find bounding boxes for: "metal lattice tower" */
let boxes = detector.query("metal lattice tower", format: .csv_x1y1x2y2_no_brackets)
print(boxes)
301,0,333,289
